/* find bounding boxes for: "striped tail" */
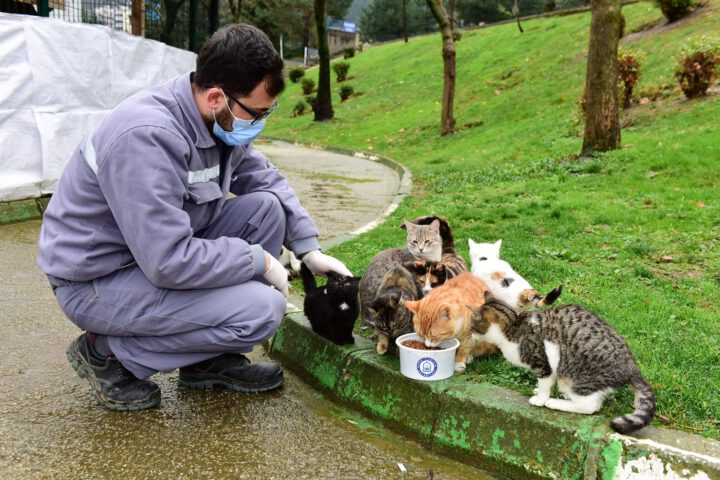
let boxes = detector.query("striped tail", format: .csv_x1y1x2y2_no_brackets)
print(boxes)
533,285,563,307
299,263,317,292
610,374,656,434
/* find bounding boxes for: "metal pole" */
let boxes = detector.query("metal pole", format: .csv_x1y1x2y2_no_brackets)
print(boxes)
37,0,50,16
280,34,284,61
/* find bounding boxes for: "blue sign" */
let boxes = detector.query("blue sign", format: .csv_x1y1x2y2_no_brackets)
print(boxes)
416,357,438,377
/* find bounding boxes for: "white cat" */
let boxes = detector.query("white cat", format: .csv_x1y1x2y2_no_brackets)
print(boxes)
468,239,562,309
279,246,302,278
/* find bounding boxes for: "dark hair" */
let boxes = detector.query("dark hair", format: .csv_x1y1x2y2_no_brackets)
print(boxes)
194,24,285,98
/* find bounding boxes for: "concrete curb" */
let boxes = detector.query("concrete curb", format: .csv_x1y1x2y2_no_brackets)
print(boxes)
270,313,720,480
0,196,50,225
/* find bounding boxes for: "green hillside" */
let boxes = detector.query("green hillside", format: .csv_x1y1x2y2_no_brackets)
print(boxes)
267,1,720,439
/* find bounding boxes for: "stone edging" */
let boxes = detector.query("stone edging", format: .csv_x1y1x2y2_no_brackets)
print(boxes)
0,196,50,225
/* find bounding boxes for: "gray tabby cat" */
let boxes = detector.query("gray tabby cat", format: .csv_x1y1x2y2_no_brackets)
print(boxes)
359,219,443,326
469,292,655,434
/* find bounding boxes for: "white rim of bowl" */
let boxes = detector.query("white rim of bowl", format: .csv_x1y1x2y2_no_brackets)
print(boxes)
395,333,460,353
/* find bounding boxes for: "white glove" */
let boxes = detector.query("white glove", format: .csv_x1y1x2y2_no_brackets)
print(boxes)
302,250,353,277
262,253,289,297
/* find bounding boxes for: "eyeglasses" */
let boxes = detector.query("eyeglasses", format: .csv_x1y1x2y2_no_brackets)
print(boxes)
204,84,279,125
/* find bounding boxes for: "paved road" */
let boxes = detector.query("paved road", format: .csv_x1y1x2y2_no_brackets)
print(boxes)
0,142,491,479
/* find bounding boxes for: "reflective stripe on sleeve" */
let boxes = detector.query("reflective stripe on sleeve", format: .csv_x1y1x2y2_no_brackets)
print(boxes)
85,130,98,175
188,165,220,184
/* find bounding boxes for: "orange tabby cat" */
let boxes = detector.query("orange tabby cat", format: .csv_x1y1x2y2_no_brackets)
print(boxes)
403,273,499,372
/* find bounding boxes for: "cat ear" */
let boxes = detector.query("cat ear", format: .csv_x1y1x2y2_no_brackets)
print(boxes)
484,290,495,302
438,304,451,321
403,299,419,313
479,305,499,324
468,238,476,249
429,219,440,232
467,305,489,332
400,220,410,231
494,240,503,256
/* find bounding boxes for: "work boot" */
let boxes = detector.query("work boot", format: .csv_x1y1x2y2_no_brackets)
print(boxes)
178,353,284,393
66,333,161,411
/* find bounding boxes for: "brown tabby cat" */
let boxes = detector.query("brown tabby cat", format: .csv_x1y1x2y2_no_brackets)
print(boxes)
403,273,499,372
468,293,655,434
368,263,420,355
359,219,443,326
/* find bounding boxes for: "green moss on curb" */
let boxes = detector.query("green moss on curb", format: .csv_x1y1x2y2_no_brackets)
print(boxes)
270,313,720,479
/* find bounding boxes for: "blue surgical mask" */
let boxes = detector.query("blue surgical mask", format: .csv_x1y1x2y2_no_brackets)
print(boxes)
212,93,266,147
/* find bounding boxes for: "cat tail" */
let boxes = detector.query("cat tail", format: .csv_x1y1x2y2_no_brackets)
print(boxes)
299,263,317,292
610,374,656,434
534,285,563,307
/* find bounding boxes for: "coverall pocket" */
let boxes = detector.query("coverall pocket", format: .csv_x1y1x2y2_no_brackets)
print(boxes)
187,181,223,204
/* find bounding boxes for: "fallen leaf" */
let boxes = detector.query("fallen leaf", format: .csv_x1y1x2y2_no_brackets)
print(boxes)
697,201,706,208
660,255,673,263
639,97,651,105
494,89,501,96
656,414,672,423
644,199,653,205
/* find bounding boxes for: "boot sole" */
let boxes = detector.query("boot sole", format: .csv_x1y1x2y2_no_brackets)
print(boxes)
66,339,161,411
178,374,284,393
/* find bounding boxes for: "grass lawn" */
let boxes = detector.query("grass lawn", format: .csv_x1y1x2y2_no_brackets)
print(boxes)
268,1,720,439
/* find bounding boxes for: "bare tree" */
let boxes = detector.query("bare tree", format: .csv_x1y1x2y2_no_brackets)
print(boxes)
582,0,622,155
314,0,334,121
403,0,408,43
513,0,524,33
426,0,456,135
227,0,243,23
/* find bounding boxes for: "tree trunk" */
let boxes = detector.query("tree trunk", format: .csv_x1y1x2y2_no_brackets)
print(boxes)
582,0,621,155
303,5,311,49
161,0,186,46
426,0,456,136
228,0,242,23
513,0,524,33
314,0,334,121
403,0,408,43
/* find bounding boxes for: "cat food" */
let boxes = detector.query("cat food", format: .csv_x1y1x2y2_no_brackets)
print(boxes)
401,339,442,351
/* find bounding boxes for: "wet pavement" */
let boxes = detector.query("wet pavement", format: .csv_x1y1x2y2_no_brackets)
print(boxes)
0,143,493,479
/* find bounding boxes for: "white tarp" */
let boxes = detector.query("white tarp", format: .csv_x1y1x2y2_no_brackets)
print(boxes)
0,13,197,201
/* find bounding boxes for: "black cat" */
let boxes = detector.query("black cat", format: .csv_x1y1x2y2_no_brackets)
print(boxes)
300,263,360,345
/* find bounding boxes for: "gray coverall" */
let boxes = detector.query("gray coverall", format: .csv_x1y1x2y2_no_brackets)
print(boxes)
37,73,320,379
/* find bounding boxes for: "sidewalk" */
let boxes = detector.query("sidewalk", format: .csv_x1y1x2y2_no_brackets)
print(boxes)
3,142,476,480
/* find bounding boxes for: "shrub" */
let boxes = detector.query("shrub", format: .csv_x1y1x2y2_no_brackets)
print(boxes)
675,36,720,99
305,95,318,114
343,47,355,59
288,68,305,83
339,84,354,102
333,62,350,82
655,0,694,22
292,101,307,117
301,77,315,95
618,50,642,109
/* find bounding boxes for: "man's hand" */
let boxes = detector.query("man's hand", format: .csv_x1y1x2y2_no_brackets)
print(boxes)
263,252,288,297
302,250,353,277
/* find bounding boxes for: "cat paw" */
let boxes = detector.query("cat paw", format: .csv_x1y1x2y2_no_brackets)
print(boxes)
465,355,474,365
532,387,539,395
529,395,549,407
454,362,467,372
376,344,388,355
